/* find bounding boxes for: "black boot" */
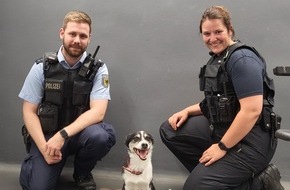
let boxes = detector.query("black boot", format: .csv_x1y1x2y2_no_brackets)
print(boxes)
73,173,96,190
258,164,284,190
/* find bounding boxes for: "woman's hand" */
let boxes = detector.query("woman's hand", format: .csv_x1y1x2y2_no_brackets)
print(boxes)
199,143,227,166
168,109,189,130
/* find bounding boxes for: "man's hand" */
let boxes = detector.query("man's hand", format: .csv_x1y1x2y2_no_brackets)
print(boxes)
43,132,65,164
43,153,62,164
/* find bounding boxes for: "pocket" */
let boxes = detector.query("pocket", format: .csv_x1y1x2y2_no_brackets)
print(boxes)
72,80,93,106
44,78,64,105
38,103,59,134
204,64,221,92
261,107,272,132
264,74,275,106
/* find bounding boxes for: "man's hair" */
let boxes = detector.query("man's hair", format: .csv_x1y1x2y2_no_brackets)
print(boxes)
62,10,92,33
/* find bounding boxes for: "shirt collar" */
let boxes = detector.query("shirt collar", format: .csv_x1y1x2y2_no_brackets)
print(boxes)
57,46,87,69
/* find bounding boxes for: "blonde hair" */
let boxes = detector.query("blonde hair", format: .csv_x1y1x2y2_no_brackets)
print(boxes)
199,6,235,39
62,10,92,33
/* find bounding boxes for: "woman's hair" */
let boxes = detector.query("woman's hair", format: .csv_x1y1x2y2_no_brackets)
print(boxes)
62,10,92,33
199,6,235,38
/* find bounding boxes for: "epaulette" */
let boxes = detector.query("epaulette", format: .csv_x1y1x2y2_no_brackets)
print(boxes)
42,52,58,73
35,57,43,64
43,52,58,64
35,52,58,65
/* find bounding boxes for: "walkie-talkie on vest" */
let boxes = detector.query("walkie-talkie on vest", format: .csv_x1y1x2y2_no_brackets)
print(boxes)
78,45,101,79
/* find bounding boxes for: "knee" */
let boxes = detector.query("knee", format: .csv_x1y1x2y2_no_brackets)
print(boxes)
159,120,171,134
87,123,116,149
159,120,176,144
159,121,168,140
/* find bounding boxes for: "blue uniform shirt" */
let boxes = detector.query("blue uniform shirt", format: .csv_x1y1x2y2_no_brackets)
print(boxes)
19,46,111,104
226,48,265,99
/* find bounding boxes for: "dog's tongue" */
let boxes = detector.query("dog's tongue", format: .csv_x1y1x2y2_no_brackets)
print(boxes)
138,149,148,160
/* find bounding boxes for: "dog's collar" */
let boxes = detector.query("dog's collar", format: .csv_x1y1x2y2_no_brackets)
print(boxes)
123,166,143,175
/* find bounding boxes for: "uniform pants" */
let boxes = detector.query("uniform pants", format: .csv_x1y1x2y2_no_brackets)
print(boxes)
19,122,116,190
160,116,276,190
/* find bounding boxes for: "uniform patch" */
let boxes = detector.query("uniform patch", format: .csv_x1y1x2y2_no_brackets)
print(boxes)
102,74,109,88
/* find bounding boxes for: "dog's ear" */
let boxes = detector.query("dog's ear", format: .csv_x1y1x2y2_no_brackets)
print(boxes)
125,133,135,147
148,133,154,144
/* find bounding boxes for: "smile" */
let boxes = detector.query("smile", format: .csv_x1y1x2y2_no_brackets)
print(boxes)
133,148,149,160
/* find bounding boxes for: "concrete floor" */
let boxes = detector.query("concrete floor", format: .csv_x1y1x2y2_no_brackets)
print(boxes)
1,162,289,190
0,162,184,190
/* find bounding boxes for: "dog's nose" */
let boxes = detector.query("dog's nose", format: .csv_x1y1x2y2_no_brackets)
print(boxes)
141,143,148,149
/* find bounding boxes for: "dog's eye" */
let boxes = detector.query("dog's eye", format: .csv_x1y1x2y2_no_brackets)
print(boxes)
145,136,151,141
133,136,140,142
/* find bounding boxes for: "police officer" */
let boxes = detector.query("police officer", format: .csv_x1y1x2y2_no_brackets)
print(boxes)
160,6,284,190
19,11,116,190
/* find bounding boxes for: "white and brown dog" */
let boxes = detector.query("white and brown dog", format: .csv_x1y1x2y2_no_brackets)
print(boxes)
122,131,155,190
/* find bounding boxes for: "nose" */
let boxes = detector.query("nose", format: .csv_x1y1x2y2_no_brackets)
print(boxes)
207,34,214,42
73,35,81,44
141,143,148,149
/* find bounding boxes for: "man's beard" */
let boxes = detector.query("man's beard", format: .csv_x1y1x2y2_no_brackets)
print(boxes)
63,42,86,58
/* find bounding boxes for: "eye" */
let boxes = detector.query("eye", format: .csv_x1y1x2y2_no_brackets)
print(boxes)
68,32,76,37
145,136,151,141
80,34,88,39
215,30,223,35
133,136,140,142
202,32,210,37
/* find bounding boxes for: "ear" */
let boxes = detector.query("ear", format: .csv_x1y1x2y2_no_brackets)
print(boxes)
59,28,64,40
148,133,154,144
125,133,134,147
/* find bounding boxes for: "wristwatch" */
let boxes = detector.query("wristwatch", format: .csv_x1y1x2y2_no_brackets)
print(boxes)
59,129,69,140
218,141,230,151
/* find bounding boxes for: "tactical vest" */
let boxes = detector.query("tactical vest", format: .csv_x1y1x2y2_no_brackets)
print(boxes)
199,42,275,126
37,52,103,134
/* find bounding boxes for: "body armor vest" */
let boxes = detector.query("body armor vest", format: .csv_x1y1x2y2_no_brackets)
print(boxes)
199,42,275,126
37,52,100,134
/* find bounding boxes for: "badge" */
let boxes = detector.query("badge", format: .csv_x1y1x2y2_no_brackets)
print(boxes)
102,74,109,88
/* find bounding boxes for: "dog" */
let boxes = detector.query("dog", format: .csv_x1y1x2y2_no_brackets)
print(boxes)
122,131,155,190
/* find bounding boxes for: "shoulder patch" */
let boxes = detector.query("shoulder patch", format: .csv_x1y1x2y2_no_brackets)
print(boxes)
102,74,109,88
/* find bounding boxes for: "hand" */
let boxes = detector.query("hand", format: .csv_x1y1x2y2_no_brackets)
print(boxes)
43,132,65,164
199,143,226,166
43,153,62,164
168,109,189,130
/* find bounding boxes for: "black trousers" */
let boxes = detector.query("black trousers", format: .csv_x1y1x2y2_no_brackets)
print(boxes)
160,116,277,190
19,122,116,190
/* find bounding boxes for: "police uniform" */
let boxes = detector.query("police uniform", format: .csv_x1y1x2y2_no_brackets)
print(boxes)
160,42,277,189
19,46,116,190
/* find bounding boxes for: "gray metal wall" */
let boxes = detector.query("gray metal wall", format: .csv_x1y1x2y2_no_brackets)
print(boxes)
1,0,290,180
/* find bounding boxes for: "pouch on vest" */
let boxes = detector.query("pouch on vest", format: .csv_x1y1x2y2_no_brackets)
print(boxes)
261,106,281,133
73,80,93,106
44,78,64,105
264,74,275,106
38,103,59,134
199,64,222,92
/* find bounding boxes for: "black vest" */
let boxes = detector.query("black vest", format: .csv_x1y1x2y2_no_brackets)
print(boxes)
199,42,275,125
37,52,100,133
